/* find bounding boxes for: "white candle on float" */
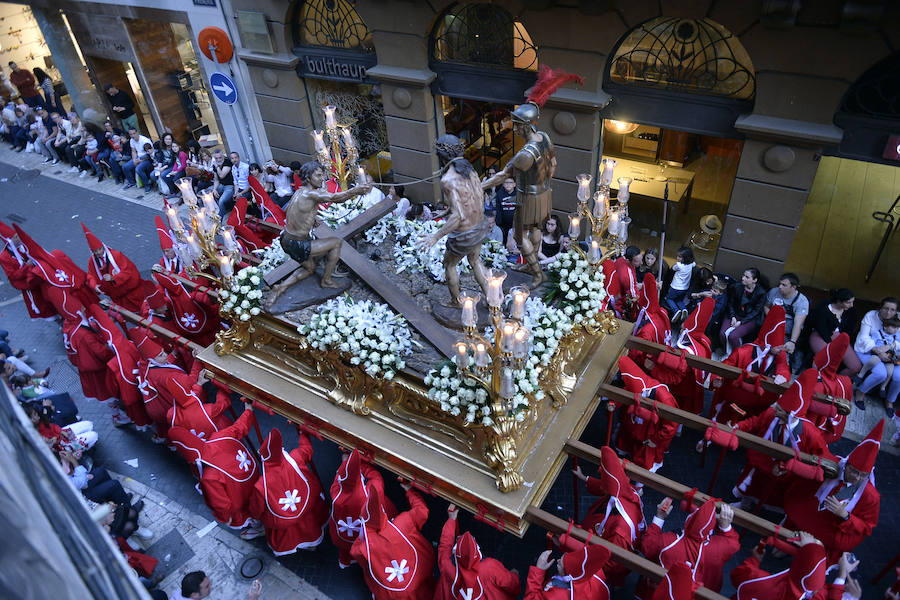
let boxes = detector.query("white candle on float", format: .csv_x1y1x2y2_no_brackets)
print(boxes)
608,211,620,238
576,173,592,203
618,217,631,242
486,269,506,308
324,105,337,130
509,286,529,320
455,342,470,370
199,189,217,216
357,166,367,185
568,215,581,239
499,368,515,400
184,232,201,257
218,254,233,278
513,327,529,359
500,321,517,354
589,240,602,264
474,343,490,369
593,190,608,219
311,130,326,153
459,292,480,328
341,127,356,152
617,177,632,206
221,227,240,253
176,177,196,205
166,206,183,232
599,158,617,186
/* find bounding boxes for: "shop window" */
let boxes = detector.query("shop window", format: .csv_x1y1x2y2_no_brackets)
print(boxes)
294,0,374,52
307,79,387,161
839,52,900,119
608,17,755,101
431,3,537,71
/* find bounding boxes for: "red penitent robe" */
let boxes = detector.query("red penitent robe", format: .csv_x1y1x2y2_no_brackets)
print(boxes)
138,359,202,438
350,488,436,600
581,476,644,588
614,387,679,471
436,518,521,600
249,430,328,556
63,320,117,401
169,410,259,528
711,344,790,424
732,409,831,508
0,246,56,318
86,249,159,312
731,553,845,600
166,380,233,440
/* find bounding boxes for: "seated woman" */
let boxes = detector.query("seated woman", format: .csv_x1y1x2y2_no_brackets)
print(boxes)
407,202,433,222
719,267,766,353
537,215,562,265
852,315,900,412
637,246,668,282
800,288,861,376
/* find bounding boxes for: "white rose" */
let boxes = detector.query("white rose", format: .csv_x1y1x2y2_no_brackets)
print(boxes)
250,307,260,315
250,276,260,285
240,313,250,321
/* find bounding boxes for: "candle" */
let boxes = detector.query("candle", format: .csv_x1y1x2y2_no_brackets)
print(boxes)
474,343,490,369
311,130,326,153
593,190,608,219
324,105,337,130
589,239,602,264
608,211,620,237
618,217,631,242
218,254,233,278
568,215,581,239
341,127,356,152
166,206,183,232
194,208,208,236
513,327,529,359
184,232,201,257
459,292,480,328
175,177,196,205
576,173,592,203
499,368,515,401
599,158,617,186
357,166,367,185
509,286,529,320
199,189,217,215
485,269,507,308
501,321,517,354
221,226,239,253
455,342,470,370
617,177,632,206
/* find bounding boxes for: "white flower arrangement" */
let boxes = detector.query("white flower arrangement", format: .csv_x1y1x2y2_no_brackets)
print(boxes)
253,240,287,274
426,296,569,424
318,191,382,229
298,295,413,380
220,266,263,322
391,219,508,282
545,248,607,328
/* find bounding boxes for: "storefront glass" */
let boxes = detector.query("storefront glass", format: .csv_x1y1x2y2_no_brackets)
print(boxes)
600,120,743,269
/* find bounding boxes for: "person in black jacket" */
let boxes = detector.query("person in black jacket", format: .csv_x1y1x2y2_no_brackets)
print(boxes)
719,267,767,351
800,288,862,376
104,83,138,132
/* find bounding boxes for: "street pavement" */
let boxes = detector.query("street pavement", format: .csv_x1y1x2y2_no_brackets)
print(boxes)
1,146,898,599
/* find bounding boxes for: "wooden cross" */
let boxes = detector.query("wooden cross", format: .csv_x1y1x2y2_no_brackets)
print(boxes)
260,199,457,358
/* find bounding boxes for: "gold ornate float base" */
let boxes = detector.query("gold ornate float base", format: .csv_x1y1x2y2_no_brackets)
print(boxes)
198,311,630,536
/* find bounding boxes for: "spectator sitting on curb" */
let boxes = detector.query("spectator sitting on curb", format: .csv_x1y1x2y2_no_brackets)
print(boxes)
172,570,261,600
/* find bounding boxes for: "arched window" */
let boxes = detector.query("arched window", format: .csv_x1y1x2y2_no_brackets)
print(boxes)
431,3,537,71
607,17,755,101
839,52,900,120
294,0,374,52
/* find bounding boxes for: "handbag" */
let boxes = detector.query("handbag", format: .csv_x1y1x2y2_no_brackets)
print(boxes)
185,164,201,177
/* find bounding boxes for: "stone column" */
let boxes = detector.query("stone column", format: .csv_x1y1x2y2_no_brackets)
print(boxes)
31,7,106,117
714,116,843,285
366,67,439,204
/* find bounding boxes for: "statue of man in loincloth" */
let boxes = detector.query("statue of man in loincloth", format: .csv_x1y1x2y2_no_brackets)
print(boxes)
266,162,371,308
422,134,491,307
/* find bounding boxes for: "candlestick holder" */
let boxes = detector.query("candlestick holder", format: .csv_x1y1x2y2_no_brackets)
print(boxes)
311,105,361,191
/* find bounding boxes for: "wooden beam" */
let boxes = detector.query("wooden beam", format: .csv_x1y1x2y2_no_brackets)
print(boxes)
99,300,204,353
150,265,219,301
524,507,729,600
563,439,796,541
625,337,850,415
599,383,839,479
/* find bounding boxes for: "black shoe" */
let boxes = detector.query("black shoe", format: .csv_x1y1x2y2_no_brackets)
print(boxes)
131,500,144,513
97,173,105,183
854,399,866,411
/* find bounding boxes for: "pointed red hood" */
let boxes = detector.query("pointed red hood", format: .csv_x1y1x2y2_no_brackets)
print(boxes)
776,368,818,418
847,419,883,473
451,531,484,598
562,543,610,581
602,259,620,297
598,446,633,500
678,297,714,352
0,220,15,239
814,332,849,379
249,177,286,225
753,305,786,348
155,215,174,251
653,562,694,600
81,222,103,253
683,498,717,543
227,196,248,228
619,355,664,394
362,481,388,532
637,273,661,314
128,326,164,361
659,498,717,575
260,427,284,465
786,543,827,597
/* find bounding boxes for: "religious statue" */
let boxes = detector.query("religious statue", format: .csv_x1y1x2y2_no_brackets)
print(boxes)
482,66,583,288
266,162,372,307
423,134,491,306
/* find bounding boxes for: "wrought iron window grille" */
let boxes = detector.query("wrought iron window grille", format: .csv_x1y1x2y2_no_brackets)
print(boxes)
295,0,374,52
431,3,538,71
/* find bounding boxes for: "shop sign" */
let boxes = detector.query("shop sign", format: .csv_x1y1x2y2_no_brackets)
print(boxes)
295,48,377,84
65,13,134,63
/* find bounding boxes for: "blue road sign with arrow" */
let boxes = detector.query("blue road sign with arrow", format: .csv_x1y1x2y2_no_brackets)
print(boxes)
209,72,237,105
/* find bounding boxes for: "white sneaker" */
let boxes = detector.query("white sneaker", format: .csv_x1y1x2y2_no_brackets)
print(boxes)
78,170,88,178
68,165,79,173
134,526,154,540
240,525,265,540
51,158,59,165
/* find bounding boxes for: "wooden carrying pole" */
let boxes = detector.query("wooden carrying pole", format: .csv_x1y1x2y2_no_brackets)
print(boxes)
564,439,796,541
151,265,220,300
524,507,730,600
626,337,850,415
599,382,839,479
100,300,204,353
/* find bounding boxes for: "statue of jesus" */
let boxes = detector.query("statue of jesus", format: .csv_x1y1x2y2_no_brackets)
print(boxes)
422,134,491,307
266,162,371,308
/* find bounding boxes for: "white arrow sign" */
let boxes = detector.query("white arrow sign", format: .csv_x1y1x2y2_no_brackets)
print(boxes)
212,81,234,97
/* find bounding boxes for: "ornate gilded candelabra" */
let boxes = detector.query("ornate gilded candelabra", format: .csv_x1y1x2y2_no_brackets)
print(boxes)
167,179,248,354
453,270,531,492
310,105,365,191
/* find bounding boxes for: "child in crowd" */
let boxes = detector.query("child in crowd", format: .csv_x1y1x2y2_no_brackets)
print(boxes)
664,246,697,323
857,316,900,394
80,130,102,179
25,400,97,455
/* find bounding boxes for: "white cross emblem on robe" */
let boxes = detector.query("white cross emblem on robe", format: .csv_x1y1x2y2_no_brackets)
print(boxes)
180,313,199,328
279,489,301,512
337,517,362,537
236,450,251,472
55,269,69,283
384,558,409,583
460,588,475,600
189,428,206,440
